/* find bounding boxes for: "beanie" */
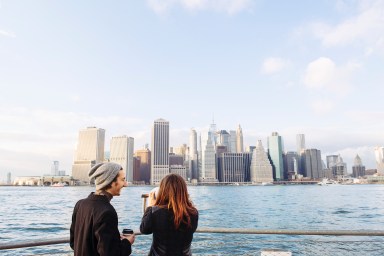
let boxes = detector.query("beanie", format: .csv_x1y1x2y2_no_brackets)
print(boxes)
89,162,122,190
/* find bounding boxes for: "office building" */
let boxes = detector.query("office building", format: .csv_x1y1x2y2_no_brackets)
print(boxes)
296,134,306,174
135,147,151,184
229,130,236,153
303,149,323,179
189,129,198,180
326,155,339,169
245,146,256,153
200,130,217,182
169,153,184,166
151,119,169,184
51,161,59,176
72,127,105,183
170,165,187,181
332,155,347,178
236,125,244,153
217,152,252,182
268,132,284,180
132,156,141,182
7,172,11,185
374,147,384,174
284,151,299,179
352,154,366,178
110,135,134,182
250,140,273,183
217,130,231,151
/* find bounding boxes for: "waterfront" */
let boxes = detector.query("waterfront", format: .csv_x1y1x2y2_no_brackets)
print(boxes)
1,185,384,255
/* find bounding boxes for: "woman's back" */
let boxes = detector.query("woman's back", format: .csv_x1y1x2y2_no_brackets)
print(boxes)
140,206,199,256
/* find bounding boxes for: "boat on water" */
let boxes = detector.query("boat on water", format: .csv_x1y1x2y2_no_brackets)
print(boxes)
50,182,68,187
317,178,338,186
261,182,274,186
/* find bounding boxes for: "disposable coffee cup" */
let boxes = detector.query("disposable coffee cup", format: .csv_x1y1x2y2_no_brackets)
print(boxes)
122,228,133,235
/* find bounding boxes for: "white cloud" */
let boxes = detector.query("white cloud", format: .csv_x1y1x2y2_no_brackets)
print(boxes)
261,57,288,74
303,57,359,94
147,0,253,15
309,0,384,54
0,29,16,38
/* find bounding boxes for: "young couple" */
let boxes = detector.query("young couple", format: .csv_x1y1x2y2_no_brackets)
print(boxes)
70,162,199,256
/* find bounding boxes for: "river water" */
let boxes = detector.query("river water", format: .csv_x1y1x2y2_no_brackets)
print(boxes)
1,184,384,255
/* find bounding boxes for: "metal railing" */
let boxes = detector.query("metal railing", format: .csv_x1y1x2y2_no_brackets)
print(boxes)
1,228,384,251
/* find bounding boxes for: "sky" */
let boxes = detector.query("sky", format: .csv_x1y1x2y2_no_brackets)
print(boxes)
1,0,384,179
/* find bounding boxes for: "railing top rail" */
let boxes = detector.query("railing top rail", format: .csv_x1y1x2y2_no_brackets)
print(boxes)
1,228,384,250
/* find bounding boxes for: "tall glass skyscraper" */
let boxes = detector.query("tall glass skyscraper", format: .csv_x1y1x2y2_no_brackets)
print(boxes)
189,129,198,180
267,132,284,181
303,149,323,179
151,119,169,184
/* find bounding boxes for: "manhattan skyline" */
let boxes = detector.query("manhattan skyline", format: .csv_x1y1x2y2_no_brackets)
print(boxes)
0,0,384,177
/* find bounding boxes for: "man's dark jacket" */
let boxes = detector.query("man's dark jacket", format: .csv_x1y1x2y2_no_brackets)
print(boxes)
140,206,198,256
70,193,131,256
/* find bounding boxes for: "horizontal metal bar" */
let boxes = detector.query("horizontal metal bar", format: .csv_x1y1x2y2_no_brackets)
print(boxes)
1,228,384,250
0,238,69,250
196,228,384,236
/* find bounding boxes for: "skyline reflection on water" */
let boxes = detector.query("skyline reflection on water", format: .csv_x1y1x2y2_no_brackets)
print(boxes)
1,185,384,255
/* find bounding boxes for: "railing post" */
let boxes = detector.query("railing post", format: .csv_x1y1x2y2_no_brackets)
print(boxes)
141,193,148,213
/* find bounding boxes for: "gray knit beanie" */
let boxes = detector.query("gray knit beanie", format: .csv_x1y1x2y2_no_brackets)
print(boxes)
89,162,122,191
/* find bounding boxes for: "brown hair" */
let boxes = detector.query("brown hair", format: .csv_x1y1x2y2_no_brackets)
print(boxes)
154,173,197,229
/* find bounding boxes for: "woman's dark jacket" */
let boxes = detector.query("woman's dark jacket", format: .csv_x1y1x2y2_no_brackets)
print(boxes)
140,206,198,256
70,193,132,256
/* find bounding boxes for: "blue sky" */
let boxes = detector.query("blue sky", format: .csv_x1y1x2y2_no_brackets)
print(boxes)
1,0,384,178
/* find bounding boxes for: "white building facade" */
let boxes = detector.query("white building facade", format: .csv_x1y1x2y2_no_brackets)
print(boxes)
110,135,134,183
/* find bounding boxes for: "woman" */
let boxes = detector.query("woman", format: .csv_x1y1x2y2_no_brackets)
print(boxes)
140,173,199,256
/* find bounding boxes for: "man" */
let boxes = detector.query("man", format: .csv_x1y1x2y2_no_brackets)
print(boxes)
70,162,135,255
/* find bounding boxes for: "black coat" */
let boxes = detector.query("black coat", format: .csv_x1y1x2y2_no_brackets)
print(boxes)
140,206,198,256
70,193,132,256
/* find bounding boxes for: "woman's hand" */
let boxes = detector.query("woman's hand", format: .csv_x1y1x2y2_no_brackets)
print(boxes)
148,190,157,207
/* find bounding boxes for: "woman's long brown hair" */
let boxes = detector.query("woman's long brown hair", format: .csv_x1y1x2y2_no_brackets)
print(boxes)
154,173,197,229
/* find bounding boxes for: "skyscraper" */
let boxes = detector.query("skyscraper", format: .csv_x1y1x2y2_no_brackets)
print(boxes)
236,125,244,153
229,130,236,153
151,119,169,184
352,154,365,178
200,130,217,182
268,132,284,181
284,151,299,179
296,134,305,174
189,129,198,180
217,152,251,182
303,149,323,179
110,135,134,182
326,155,339,169
374,147,384,174
250,140,273,183
135,146,151,184
51,161,59,176
72,127,105,183
332,155,347,178
296,134,306,154
216,130,230,150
